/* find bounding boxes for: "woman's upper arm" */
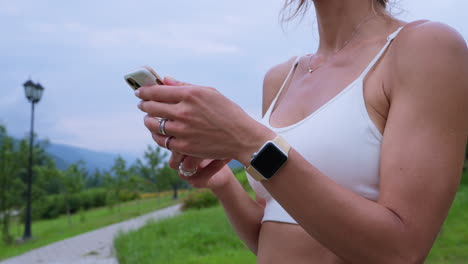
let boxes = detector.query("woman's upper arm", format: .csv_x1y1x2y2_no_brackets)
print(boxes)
379,21,468,253
262,56,298,116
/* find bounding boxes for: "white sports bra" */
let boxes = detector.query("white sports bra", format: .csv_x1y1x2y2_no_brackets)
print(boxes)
247,26,405,224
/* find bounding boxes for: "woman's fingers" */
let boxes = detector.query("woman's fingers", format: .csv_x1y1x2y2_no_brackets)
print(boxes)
138,100,178,120
164,76,193,86
136,83,191,103
169,152,185,170
144,115,183,138
180,159,230,185
181,158,231,179
181,156,204,172
135,75,193,104
152,133,174,150
200,159,213,167
196,159,229,177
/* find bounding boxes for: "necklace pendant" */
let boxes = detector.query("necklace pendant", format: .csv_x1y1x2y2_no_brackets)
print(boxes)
308,69,314,73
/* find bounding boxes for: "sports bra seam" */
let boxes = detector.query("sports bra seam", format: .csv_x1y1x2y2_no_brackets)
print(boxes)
359,101,384,142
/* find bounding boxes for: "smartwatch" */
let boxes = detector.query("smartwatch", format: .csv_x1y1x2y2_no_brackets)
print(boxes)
246,135,291,181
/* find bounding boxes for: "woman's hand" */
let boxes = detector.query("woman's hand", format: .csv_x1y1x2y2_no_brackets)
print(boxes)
169,152,235,191
136,77,275,165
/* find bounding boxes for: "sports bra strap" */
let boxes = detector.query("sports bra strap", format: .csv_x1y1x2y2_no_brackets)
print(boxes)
358,26,405,79
264,26,405,118
264,56,301,117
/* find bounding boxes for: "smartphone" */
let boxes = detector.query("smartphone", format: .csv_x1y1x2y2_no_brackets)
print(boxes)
124,66,164,90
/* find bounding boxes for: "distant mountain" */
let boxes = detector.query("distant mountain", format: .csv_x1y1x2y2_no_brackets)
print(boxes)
4,132,241,172
47,143,243,172
0,132,139,172
45,143,138,172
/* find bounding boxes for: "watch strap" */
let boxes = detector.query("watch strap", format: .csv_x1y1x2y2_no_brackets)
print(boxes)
271,135,291,154
246,135,291,181
246,164,266,181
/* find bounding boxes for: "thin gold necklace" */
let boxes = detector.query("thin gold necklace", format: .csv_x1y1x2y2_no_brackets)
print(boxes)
307,13,376,73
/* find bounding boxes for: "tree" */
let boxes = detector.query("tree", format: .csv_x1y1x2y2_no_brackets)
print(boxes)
103,170,116,211
134,145,168,193
128,164,147,193
127,165,146,212
85,168,104,188
32,151,62,198
111,156,129,214
62,162,86,226
0,126,24,244
15,135,55,216
35,163,63,195
0,125,62,242
158,164,184,199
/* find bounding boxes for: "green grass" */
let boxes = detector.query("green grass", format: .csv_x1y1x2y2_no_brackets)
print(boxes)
0,191,188,261
426,184,468,263
114,206,256,264
115,172,468,263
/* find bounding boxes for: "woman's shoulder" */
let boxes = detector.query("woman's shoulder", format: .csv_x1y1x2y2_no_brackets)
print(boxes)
395,19,466,51
391,20,466,68
388,19,467,94
262,56,300,116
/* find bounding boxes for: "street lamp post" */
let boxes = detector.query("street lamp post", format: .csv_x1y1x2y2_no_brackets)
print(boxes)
22,80,44,240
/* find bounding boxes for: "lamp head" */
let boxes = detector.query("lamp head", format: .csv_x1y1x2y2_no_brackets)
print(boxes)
33,83,44,103
23,80,44,103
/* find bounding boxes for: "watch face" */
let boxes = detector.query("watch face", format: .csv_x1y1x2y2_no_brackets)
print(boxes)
251,142,288,179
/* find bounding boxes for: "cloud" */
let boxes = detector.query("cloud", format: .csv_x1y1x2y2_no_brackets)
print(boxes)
23,20,242,56
50,111,153,155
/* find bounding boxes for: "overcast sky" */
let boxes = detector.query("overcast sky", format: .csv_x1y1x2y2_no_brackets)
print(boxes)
1,0,467,157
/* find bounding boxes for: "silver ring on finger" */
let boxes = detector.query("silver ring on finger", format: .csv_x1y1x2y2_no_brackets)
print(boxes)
164,136,174,150
159,118,168,136
179,163,197,177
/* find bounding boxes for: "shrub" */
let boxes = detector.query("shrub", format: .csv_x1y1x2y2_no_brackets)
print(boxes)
139,192,159,199
182,189,219,211
80,191,93,210
66,193,81,214
80,188,107,209
91,188,107,207
106,191,117,210
31,197,49,220
32,188,109,220
140,189,189,200
119,189,139,202
47,195,65,219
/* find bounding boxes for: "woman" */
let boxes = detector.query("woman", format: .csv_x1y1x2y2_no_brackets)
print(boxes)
136,0,468,263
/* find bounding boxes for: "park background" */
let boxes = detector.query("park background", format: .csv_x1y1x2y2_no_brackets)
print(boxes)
1,0,467,263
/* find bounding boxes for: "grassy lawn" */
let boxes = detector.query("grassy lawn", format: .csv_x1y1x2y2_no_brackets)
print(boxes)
114,206,256,264
0,190,188,261
426,184,468,263
115,172,468,264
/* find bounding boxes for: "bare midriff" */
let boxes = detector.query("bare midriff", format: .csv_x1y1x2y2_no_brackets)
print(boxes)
257,222,347,264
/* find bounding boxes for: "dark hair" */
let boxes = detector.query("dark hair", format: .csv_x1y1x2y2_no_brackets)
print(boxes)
281,0,389,22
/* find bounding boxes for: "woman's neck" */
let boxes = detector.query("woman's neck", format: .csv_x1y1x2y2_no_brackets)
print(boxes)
313,0,389,54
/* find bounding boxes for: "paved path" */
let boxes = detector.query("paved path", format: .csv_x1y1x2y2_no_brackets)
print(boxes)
0,204,182,264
